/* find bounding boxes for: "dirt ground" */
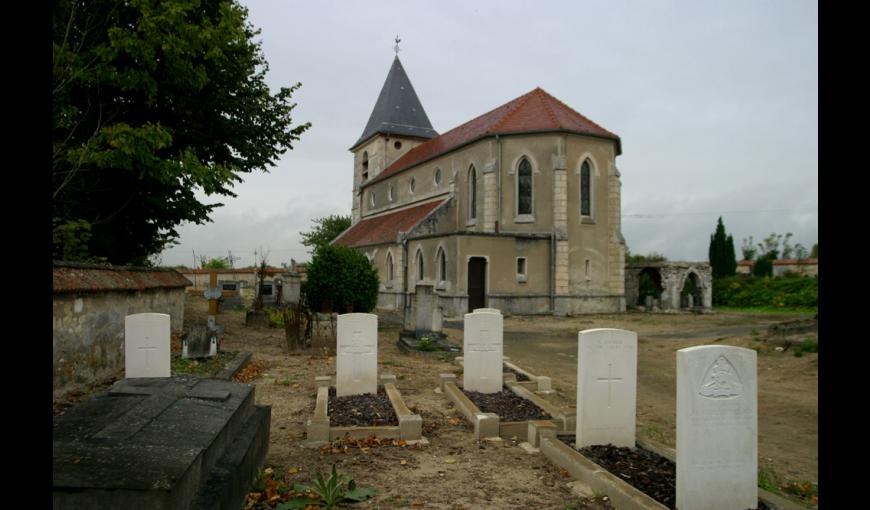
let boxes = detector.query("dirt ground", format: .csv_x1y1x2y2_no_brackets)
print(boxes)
190,299,817,509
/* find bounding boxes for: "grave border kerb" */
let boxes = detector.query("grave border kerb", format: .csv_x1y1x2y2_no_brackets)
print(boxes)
456,356,555,394
304,374,427,447
533,430,811,510
438,373,569,442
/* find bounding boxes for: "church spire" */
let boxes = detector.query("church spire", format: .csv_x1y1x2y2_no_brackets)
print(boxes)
351,51,437,151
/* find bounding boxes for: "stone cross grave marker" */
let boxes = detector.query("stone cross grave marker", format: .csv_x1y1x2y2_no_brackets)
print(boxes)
463,310,503,393
576,328,637,448
336,313,378,396
676,345,757,510
125,313,171,378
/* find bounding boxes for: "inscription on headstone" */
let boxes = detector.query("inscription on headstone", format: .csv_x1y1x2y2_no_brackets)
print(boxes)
125,313,171,378
576,328,637,448
676,345,757,510
336,313,378,396
463,310,503,393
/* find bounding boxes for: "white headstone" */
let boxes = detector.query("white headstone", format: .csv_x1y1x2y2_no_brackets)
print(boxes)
463,310,503,393
336,313,378,397
576,328,637,448
676,345,757,510
124,313,171,378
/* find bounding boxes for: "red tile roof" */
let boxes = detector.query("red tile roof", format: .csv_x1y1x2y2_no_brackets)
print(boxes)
363,87,620,188
773,259,818,265
333,199,447,248
53,263,192,294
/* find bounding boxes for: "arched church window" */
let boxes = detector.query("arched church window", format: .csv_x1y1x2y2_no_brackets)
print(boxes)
434,168,442,186
518,158,533,215
468,165,477,220
362,151,369,181
437,248,447,282
416,250,424,281
580,160,591,216
410,177,416,194
387,252,394,281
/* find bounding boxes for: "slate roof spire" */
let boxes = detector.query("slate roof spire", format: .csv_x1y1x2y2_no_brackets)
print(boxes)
351,56,438,150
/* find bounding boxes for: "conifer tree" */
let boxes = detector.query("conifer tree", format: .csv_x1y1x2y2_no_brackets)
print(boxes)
708,217,737,278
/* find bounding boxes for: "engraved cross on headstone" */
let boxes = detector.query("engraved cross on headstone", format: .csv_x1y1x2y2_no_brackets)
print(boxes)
596,363,622,407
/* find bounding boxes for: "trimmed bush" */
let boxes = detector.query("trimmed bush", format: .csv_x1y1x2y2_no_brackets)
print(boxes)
301,245,379,313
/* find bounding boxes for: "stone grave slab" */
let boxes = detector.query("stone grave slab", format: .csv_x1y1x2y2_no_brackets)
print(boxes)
53,375,271,510
463,310,503,393
125,313,171,378
336,313,378,397
676,345,757,510
576,328,637,448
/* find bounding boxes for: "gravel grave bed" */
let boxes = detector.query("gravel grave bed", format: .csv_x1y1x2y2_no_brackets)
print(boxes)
503,365,531,381
327,386,398,427
564,441,769,510
463,388,551,421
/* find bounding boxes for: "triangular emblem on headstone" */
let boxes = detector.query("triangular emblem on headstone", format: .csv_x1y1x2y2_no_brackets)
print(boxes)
698,355,743,399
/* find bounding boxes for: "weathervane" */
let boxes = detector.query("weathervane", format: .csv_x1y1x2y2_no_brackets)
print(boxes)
394,35,401,55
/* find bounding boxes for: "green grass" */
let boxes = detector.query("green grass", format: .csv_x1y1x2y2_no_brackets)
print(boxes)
171,351,238,376
793,338,819,357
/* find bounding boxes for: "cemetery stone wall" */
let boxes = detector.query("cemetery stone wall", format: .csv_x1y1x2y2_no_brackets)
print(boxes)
53,262,191,399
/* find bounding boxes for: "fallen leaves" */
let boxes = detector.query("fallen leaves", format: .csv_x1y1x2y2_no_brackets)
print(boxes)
318,435,417,455
233,360,269,383
448,417,462,426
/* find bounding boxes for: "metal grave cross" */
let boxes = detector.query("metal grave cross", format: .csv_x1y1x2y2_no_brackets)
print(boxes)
596,363,623,407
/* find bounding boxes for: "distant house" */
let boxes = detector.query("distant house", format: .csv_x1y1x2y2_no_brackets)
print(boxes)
735,259,818,277
736,260,753,275
773,258,818,277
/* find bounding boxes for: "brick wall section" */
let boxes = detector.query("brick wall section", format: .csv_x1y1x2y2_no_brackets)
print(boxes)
53,262,191,400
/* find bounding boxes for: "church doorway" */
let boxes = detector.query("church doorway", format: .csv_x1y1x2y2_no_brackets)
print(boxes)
468,257,487,312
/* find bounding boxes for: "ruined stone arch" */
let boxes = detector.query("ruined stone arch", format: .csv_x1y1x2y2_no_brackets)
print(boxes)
625,261,712,312
678,268,704,310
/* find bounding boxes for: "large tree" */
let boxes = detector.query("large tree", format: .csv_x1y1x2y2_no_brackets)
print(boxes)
300,214,352,255
53,0,310,265
708,217,736,278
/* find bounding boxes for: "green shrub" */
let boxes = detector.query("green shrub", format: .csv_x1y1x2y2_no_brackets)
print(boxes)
752,256,773,277
713,274,817,309
301,245,379,313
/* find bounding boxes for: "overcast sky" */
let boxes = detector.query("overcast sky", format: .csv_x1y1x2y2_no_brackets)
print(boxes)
157,0,818,268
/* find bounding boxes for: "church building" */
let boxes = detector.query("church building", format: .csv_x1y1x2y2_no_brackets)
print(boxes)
333,55,627,316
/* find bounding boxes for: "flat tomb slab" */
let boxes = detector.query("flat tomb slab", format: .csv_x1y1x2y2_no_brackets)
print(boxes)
53,375,267,510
